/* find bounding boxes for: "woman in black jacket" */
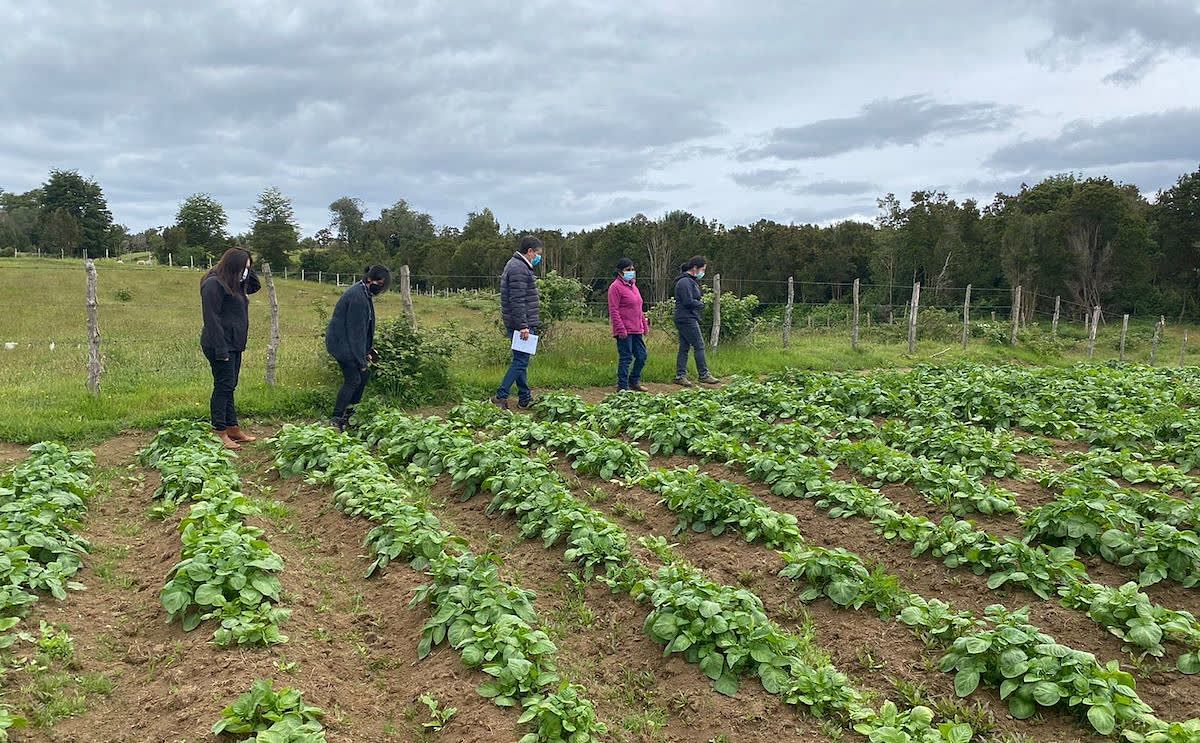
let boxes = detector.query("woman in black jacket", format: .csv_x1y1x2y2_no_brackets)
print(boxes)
200,248,260,449
673,255,720,386
326,265,390,431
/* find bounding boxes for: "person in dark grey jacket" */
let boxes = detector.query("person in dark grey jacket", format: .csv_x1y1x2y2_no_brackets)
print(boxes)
325,265,390,431
673,255,720,386
200,248,261,449
492,235,543,409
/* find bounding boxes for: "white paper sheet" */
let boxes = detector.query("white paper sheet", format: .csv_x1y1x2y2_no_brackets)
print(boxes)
511,332,539,355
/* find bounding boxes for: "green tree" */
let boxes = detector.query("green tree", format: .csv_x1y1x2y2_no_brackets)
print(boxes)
39,169,113,257
41,208,83,254
1152,167,1200,318
249,187,298,269
175,194,228,258
328,197,366,252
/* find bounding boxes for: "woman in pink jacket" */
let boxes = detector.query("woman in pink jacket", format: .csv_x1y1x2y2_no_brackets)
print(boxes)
608,257,650,392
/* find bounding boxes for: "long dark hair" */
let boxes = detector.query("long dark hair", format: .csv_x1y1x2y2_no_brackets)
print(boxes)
203,248,251,295
680,255,706,273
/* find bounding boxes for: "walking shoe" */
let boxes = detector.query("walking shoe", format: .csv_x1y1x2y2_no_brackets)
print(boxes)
699,375,721,385
491,396,510,410
226,425,257,443
630,382,650,392
673,376,693,387
617,387,633,393
516,397,536,410
214,429,241,450
328,418,346,433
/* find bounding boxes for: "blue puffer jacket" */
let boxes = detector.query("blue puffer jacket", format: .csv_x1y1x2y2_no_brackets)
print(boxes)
500,253,540,331
673,273,703,323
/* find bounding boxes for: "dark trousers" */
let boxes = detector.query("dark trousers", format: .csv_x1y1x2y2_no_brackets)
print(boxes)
616,334,647,389
675,320,709,379
204,350,242,430
333,360,370,422
496,329,534,402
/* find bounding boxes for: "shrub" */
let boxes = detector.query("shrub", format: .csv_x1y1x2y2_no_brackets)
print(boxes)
649,288,760,343
536,271,587,340
370,319,455,406
114,288,133,302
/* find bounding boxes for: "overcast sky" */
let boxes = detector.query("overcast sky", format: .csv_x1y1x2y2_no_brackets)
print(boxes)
2,1,1198,235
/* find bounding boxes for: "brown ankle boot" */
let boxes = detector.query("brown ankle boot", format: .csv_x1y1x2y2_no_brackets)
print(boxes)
226,425,257,443
215,429,241,450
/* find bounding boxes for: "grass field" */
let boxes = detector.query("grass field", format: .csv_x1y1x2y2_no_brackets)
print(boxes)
1,257,1197,443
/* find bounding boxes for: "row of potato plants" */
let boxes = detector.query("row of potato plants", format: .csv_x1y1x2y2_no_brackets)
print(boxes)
652,383,1200,591
534,391,1200,673
630,464,1182,738
0,442,94,738
505,406,1191,739
270,423,607,743
138,421,288,647
358,407,973,742
767,364,1200,466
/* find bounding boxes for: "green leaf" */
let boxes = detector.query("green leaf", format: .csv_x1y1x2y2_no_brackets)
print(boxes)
1031,681,1061,707
953,670,979,697
1087,704,1116,735
713,672,739,697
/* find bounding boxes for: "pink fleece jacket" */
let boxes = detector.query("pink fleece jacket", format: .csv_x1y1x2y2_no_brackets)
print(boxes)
608,278,649,337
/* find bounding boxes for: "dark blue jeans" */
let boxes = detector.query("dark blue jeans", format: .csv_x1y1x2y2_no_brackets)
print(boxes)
203,349,242,430
675,320,709,379
496,328,535,402
332,359,370,422
616,334,647,389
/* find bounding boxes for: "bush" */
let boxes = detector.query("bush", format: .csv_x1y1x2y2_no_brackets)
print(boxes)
648,288,760,343
370,319,455,406
536,271,587,339
114,288,133,302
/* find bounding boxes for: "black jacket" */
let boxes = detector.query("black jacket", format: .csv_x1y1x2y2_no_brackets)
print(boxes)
499,253,540,331
673,273,703,323
326,281,376,368
200,271,260,358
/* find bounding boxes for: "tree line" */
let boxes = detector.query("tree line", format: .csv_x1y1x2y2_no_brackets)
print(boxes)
3,165,1199,319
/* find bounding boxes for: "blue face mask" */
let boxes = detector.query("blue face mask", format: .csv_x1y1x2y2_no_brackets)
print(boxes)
696,270,705,280
531,254,542,267
622,270,635,281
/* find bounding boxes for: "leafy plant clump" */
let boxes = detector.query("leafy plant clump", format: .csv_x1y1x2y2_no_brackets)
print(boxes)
211,679,325,742
369,318,456,407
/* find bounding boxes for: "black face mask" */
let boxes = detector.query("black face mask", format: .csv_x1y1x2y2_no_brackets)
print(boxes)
367,282,385,296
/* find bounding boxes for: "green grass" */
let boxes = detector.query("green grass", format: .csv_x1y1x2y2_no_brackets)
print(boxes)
2,257,1197,443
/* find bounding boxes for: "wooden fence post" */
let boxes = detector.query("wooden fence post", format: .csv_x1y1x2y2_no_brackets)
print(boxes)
1052,296,1061,338
1010,285,1022,346
85,260,101,396
961,285,972,350
300,268,305,281
400,265,416,326
1182,330,1189,366
168,253,173,267
336,273,341,287
1151,316,1164,365
1087,306,1101,358
907,282,920,353
783,276,794,348
1119,314,1129,362
318,271,323,284
709,274,722,349
851,278,860,350
264,264,280,386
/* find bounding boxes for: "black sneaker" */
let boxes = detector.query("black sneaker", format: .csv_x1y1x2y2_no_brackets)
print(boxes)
328,418,346,433
517,397,536,409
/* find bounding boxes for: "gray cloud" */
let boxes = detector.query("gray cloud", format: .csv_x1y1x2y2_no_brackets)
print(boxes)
1030,0,1200,83
0,2,1193,234
740,95,1018,161
729,169,802,189
986,108,1200,171
795,179,881,196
